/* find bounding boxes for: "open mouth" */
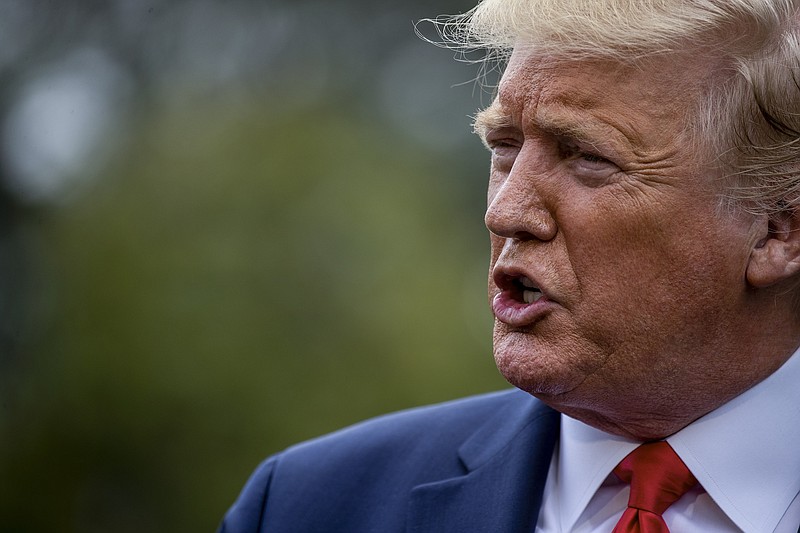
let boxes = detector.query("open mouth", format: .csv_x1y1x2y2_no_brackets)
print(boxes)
516,276,543,304
491,272,550,327
494,271,545,306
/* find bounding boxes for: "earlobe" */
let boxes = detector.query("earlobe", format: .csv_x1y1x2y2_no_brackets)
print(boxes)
746,210,800,288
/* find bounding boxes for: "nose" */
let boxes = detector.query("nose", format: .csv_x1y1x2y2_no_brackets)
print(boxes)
484,163,558,242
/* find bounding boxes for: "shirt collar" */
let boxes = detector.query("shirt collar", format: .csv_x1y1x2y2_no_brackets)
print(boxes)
669,346,800,532
554,417,638,531
555,346,800,533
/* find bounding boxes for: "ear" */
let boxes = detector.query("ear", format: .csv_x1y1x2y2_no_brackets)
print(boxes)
746,208,800,288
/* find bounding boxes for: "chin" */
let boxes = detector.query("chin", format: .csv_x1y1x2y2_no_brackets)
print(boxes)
492,332,591,398
554,403,693,441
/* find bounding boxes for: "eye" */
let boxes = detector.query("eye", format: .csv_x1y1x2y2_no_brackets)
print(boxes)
578,152,609,165
575,152,617,174
490,139,520,154
485,131,522,170
485,132,521,151
558,140,620,183
559,142,611,166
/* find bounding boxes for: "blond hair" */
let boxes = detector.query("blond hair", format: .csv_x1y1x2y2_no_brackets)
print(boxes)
433,0,800,216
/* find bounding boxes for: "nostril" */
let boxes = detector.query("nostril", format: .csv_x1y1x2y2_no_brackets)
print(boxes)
512,230,537,241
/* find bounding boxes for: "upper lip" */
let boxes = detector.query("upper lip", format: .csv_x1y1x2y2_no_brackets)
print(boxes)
492,264,547,300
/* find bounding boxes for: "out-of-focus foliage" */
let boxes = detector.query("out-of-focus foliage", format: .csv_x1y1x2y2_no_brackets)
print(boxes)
0,1,507,531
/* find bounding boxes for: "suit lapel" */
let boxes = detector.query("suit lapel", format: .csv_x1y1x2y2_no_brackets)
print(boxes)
406,395,559,533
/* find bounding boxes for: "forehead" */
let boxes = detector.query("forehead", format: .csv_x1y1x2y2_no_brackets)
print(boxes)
500,46,714,105
490,48,717,147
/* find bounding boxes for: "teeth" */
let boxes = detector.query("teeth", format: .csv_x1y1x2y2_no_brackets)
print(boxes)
523,290,542,304
520,276,536,288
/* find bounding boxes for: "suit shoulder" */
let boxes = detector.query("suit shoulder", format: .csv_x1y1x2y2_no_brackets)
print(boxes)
267,388,550,490
219,389,555,532
284,388,534,459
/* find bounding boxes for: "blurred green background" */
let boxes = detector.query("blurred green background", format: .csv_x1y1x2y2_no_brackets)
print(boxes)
0,0,508,531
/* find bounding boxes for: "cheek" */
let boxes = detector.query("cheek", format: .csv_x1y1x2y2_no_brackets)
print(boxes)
566,207,750,341
573,222,673,289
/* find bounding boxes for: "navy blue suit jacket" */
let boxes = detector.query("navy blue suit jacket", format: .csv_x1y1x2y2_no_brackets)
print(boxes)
218,389,560,532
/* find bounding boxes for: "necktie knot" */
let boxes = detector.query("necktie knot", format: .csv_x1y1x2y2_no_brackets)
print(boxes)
612,441,698,532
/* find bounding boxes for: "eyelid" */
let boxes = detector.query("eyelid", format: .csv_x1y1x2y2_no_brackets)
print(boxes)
557,134,598,152
558,137,616,165
484,128,522,149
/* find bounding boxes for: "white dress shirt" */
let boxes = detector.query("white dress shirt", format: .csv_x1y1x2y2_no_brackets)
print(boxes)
535,348,800,533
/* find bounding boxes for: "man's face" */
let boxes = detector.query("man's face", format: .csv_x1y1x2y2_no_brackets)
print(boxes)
482,48,767,439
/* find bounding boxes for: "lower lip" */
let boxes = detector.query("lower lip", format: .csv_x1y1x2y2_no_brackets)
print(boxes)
491,290,553,327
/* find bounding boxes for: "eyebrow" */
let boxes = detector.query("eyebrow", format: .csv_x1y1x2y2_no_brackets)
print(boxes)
473,102,512,148
473,100,620,154
536,112,611,152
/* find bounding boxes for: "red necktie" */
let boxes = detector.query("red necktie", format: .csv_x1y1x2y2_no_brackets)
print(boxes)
612,441,698,533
